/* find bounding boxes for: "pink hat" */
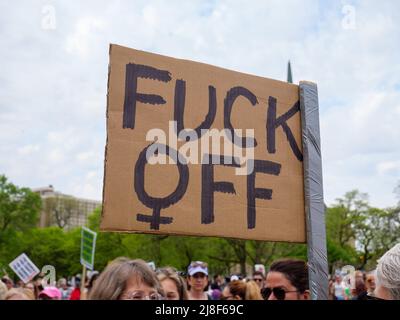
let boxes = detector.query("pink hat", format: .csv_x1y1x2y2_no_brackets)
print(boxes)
38,286,62,300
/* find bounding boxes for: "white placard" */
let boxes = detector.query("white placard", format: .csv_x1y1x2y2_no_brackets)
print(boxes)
9,253,40,284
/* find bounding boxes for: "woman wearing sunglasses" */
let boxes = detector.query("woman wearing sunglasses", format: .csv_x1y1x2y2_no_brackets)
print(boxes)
262,259,310,300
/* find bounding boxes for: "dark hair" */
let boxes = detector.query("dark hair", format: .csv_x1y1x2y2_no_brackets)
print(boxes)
88,273,99,289
268,259,309,293
354,279,366,296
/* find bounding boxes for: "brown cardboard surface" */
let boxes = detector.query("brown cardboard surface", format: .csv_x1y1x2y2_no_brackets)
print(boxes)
101,44,306,242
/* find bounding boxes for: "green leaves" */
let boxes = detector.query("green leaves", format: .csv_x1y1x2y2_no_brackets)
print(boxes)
0,175,41,236
326,189,400,271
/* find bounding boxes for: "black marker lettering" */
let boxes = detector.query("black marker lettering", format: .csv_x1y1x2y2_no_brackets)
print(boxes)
247,159,281,229
134,143,189,230
123,63,172,129
267,96,303,161
174,79,217,141
201,155,241,224
224,86,258,147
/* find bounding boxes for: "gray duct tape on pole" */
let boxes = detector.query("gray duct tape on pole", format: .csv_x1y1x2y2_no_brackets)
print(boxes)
299,81,329,300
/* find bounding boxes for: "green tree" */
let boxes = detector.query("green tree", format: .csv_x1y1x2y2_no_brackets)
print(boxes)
18,227,72,277
326,190,369,248
394,181,400,204
0,175,41,244
356,206,400,269
43,196,80,229
325,189,400,271
86,207,129,271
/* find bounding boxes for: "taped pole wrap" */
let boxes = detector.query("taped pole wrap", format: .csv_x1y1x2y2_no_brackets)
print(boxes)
299,81,328,300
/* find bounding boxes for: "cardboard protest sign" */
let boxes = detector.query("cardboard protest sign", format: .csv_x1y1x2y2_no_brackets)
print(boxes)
80,227,97,270
101,44,306,242
9,253,40,284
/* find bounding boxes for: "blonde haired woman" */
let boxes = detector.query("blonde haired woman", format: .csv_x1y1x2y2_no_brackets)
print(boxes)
221,280,263,300
156,267,188,300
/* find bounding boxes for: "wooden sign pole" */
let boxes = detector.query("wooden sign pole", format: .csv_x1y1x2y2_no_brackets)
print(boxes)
80,264,87,300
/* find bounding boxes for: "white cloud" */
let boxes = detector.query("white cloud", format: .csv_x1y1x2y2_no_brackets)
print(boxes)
377,161,400,176
65,16,106,57
18,144,40,155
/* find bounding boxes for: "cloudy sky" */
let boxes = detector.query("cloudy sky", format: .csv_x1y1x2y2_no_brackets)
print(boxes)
0,0,399,208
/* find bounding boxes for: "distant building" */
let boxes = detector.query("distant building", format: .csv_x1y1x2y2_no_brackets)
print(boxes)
33,185,101,230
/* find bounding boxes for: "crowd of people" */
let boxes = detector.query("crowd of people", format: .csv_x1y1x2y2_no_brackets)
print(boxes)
1,243,399,301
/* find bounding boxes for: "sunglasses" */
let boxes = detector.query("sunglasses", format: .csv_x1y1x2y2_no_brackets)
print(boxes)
261,287,299,300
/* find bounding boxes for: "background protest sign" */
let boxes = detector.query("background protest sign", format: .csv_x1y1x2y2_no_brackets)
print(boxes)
254,264,266,276
101,44,306,243
9,253,40,284
80,227,97,270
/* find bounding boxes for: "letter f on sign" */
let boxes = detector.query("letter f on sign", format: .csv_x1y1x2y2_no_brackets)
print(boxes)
123,63,172,129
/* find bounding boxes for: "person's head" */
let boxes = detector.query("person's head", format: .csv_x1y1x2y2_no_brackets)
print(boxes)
355,271,364,281
156,267,188,300
87,272,99,291
352,278,366,297
187,261,208,293
211,288,222,300
34,276,43,289
246,280,264,300
221,280,263,300
4,288,33,300
25,282,35,293
214,274,223,284
38,286,62,300
230,275,240,282
365,272,376,293
264,259,309,300
57,278,67,289
252,271,265,289
89,257,163,300
0,280,8,300
374,243,400,300
1,276,14,290
74,276,81,289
